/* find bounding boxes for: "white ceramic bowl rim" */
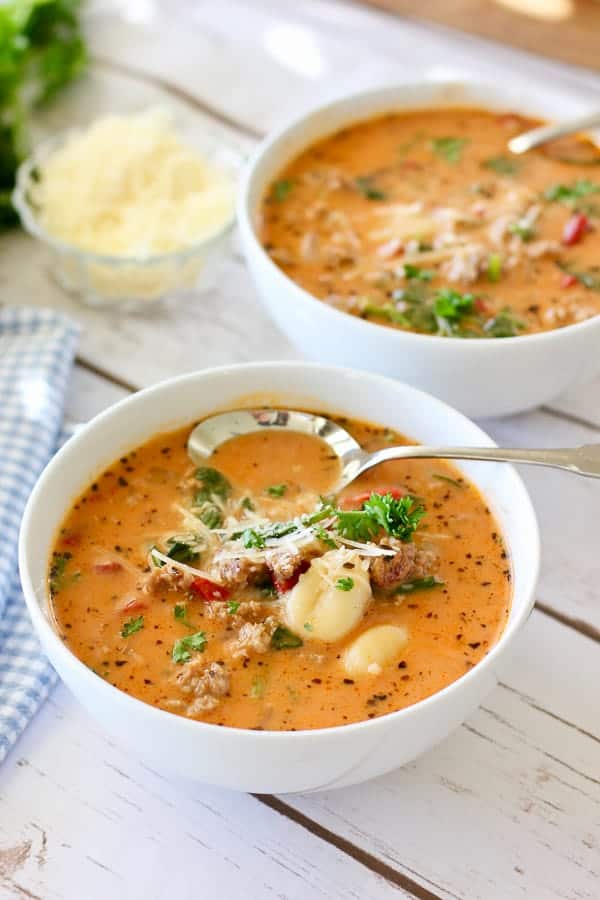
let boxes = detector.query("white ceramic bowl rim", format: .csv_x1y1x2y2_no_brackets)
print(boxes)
13,131,243,266
19,361,540,744
238,79,600,349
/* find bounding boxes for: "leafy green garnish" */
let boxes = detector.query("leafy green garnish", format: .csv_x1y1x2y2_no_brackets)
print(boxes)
431,137,468,163
237,519,301,548
194,467,231,501
303,622,314,632
241,528,266,549
433,289,474,321
166,540,197,563
227,600,240,615
174,603,193,628
483,308,525,338
121,615,144,638
241,496,255,512
432,474,464,489
336,577,354,591
272,179,294,202
172,631,207,664
355,176,387,201
395,576,444,594
487,253,503,283
271,626,303,650
403,264,434,282
0,0,87,228
195,502,222,529
482,156,520,176
508,220,535,241
556,261,600,291
250,676,265,698
544,179,599,206
314,525,337,549
49,551,72,594
363,303,409,327
266,484,287,497
336,492,425,543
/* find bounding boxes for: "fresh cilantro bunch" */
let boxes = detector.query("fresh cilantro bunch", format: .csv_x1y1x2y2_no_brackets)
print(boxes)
0,0,87,227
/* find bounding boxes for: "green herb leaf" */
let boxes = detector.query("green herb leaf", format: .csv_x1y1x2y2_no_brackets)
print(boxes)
556,261,600,291
266,483,287,497
271,626,303,650
121,615,144,638
433,289,474,321
544,179,599,206
250,676,265,698
241,496,255,511
166,540,197,563
363,303,409,327
174,603,193,628
483,307,525,338
195,501,222,529
335,576,354,591
272,179,294,202
361,493,425,542
482,156,520,176
395,576,444,594
335,508,381,542
241,528,266,549
403,264,434,282
431,137,468,164
49,551,72,594
355,176,387,201
227,600,240,614
172,631,207,664
508,220,535,241
314,525,337,549
487,253,503,283
303,622,313,632
194,467,231,502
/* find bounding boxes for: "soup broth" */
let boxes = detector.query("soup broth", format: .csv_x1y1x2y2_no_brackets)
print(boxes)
50,413,511,731
261,107,600,338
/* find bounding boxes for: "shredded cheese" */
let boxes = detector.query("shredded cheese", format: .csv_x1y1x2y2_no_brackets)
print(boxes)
34,109,235,257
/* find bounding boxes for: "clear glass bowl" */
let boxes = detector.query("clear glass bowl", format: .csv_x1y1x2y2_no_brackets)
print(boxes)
12,131,243,310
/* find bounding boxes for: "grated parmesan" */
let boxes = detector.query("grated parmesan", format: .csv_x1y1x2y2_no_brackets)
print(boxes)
33,109,236,258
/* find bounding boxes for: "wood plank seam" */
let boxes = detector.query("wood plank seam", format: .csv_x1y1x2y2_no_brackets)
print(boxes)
252,794,450,900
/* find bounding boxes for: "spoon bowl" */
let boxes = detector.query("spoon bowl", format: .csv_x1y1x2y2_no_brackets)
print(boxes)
188,408,600,485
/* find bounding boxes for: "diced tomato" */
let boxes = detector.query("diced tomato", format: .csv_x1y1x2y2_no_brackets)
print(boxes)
273,560,310,595
339,486,405,510
94,561,123,574
560,273,578,289
190,576,231,602
474,297,490,314
119,596,148,613
63,533,80,547
562,213,589,246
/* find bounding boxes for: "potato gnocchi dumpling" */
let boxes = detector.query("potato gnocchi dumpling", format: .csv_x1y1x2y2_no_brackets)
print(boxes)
284,549,372,642
344,624,410,676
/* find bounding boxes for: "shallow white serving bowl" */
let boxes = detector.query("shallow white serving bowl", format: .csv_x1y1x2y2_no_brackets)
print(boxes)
238,80,600,418
19,363,539,793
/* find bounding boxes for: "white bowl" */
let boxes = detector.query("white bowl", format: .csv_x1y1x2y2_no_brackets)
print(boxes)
19,363,539,793
237,81,600,418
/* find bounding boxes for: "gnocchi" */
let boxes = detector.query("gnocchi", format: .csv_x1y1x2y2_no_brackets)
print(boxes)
343,624,409,677
284,549,372,642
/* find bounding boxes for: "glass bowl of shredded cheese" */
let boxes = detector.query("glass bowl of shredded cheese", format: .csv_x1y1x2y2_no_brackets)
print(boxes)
13,109,242,308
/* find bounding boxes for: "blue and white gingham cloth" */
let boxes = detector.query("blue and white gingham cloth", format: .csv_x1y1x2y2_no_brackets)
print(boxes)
0,307,79,764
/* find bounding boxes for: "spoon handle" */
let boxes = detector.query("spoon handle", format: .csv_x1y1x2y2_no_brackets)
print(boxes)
366,444,600,478
508,110,600,154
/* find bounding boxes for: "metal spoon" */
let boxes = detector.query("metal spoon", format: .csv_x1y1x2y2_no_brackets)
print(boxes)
188,408,600,489
508,110,600,155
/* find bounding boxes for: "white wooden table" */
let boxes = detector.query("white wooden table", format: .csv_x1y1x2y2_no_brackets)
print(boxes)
1,3,599,898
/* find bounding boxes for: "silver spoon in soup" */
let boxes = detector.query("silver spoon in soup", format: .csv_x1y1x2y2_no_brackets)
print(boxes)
188,408,600,485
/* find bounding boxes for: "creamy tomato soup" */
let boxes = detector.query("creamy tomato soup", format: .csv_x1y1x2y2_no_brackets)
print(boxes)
50,413,511,731
261,107,600,337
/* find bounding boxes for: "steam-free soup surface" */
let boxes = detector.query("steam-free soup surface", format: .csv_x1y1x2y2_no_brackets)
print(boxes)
261,107,600,338
50,414,511,730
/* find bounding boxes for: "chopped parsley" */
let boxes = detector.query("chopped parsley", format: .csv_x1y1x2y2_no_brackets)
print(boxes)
432,473,464,489
303,622,314,632
544,179,599,207
172,631,207,664
508,220,535,242
431,137,468,164
266,483,287,497
271,179,294,202
166,539,197,563
403,264,434,282
336,577,354,591
250,676,265,698
355,175,387,201
241,496,255,512
363,303,408,327
482,156,520,176
227,600,240,615
49,551,72,594
487,253,503,283
556,260,600,292
314,525,337,549
433,288,474,322
395,576,444,594
195,501,222,529
121,615,144,638
241,528,266,549
336,492,425,543
174,603,193,628
271,626,303,650
483,308,525,338
194,467,231,502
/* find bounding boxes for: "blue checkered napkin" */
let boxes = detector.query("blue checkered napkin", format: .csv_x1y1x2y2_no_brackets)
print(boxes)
0,307,79,764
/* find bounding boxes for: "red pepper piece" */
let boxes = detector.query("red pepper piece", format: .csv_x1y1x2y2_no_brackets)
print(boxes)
560,273,578,289
190,576,231,602
273,559,311,595
339,486,405,511
562,213,589,246
474,297,490,314
119,596,148,613
94,561,123,573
